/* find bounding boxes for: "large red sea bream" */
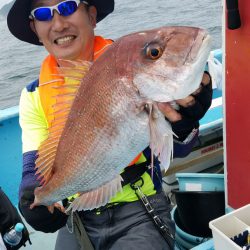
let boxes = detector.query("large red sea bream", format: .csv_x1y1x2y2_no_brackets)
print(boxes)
31,26,212,211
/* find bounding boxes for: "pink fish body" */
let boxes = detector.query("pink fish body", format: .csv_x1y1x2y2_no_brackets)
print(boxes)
32,26,212,211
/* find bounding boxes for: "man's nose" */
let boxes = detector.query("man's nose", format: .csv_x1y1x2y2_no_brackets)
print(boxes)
51,11,69,32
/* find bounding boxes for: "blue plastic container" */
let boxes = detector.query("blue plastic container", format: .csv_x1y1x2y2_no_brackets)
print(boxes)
176,173,224,192
171,206,210,249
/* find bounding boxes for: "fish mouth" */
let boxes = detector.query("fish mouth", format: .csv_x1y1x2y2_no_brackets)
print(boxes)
172,31,212,99
197,32,212,58
186,30,212,65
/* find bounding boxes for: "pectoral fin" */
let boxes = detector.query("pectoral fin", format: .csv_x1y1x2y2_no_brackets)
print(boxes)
66,175,123,212
148,103,174,172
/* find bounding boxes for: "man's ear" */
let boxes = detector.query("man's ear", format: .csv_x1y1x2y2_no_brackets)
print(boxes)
30,20,37,34
88,6,97,28
30,21,42,43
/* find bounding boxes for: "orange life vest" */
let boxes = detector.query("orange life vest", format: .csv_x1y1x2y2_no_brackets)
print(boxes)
38,36,142,166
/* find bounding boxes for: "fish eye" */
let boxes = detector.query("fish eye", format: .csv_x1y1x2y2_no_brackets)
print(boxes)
145,44,163,60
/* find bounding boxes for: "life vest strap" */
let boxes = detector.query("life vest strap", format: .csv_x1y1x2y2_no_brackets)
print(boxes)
121,162,149,187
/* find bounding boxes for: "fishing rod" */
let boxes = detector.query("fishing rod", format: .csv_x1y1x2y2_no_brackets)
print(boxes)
226,0,241,29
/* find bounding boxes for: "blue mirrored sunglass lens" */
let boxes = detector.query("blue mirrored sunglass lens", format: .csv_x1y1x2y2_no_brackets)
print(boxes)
34,8,52,21
58,1,78,16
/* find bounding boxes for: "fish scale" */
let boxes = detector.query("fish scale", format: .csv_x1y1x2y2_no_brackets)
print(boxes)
31,26,212,211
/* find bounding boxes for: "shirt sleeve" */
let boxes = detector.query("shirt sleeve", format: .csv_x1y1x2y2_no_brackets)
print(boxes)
173,128,199,158
18,85,48,199
19,86,48,153
18,85,68,233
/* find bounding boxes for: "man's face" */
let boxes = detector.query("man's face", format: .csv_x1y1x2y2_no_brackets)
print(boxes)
30,0,97,61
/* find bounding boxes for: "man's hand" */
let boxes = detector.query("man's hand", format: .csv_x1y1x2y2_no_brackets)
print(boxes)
19,186,68,233
157,72,212,141
47,203,66,214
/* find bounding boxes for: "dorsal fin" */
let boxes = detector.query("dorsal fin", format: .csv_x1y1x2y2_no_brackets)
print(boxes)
35,60,91,185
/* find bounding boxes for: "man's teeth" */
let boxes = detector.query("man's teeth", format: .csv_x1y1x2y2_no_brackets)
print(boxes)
56,36,74,45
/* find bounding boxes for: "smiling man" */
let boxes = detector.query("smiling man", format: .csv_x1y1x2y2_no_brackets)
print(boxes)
7,0,212,249
29,0,96,61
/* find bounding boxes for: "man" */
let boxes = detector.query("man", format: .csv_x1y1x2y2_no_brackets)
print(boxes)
7,0,212,249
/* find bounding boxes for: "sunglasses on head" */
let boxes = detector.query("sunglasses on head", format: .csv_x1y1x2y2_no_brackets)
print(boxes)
29,0,88,21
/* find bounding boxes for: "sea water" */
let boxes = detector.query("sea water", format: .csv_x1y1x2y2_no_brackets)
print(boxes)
0,0,222,109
